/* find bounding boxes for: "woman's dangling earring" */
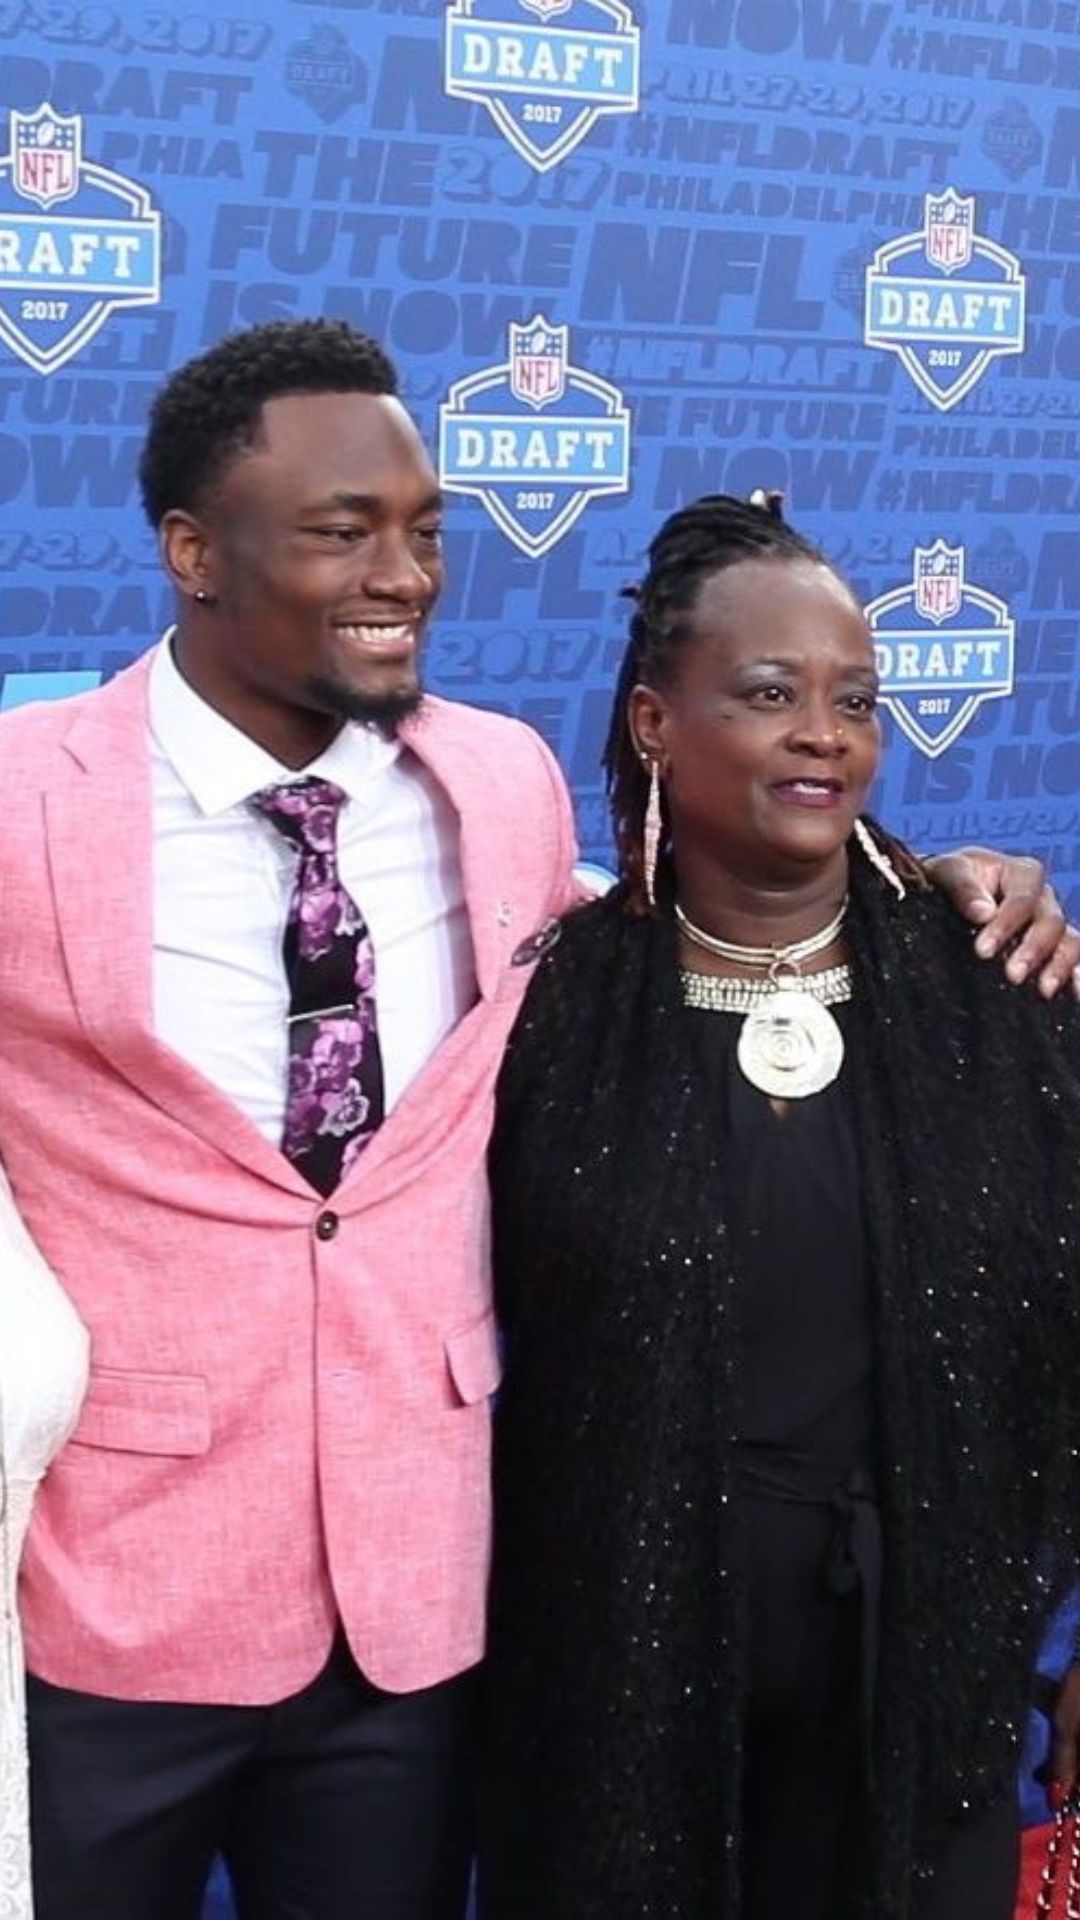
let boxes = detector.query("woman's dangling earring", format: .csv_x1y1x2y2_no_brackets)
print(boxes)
854,817,906,901
643,759,662,908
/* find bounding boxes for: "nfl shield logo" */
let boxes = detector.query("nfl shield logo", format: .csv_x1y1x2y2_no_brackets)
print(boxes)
0,103,161,375
509,318,567,410
439,314,630,558
445,0,640,176
925,190,974,274
867,542,1014,758
13,105,80,211
284,25,367,125
915,541,964,625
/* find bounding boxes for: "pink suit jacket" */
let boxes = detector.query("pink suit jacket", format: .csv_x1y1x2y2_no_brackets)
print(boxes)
0,652,577,1703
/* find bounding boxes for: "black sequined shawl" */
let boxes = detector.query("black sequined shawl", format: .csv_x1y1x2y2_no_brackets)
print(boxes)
484,858,1080,1920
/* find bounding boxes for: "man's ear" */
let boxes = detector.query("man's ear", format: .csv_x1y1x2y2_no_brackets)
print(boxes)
160,510,215,603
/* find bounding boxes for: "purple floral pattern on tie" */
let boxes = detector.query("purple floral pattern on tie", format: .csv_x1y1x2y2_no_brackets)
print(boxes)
251,778,384,1193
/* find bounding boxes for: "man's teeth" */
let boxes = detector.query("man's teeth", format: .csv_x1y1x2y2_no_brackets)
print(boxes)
337,623,412,643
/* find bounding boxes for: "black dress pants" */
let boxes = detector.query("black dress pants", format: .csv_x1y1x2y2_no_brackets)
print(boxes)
741,1492,1018,1920
480,1498,1020,1920
27,1635,477,1920
913,1798,1018,1920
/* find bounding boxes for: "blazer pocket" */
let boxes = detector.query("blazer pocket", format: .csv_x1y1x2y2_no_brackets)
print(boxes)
444,1309,503,1407
68,1367,211,1457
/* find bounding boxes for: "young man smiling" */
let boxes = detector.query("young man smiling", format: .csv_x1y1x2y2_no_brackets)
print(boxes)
1,320,577,1920
0,320,1073,1920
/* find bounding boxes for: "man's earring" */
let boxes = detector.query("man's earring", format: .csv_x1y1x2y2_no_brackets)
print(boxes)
642,759,662,908
193,588,216,606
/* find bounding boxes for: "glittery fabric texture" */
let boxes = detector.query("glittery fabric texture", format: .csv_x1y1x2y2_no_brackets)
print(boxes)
484,869,1080,1920
252,777,383,1193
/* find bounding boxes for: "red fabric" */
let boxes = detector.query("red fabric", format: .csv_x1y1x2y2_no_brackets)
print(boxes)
1017,1821,1049,1915
1016,1818,1074,1917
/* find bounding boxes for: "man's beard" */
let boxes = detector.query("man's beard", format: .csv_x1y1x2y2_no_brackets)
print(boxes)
304,672,424,740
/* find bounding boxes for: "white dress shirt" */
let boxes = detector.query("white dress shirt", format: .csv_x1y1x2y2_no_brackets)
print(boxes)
148,635,475,1145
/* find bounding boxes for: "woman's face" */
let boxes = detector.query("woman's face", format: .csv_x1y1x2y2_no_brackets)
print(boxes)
631,555,881,889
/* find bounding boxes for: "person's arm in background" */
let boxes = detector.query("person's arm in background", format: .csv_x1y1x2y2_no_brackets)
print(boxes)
926,848,1080,998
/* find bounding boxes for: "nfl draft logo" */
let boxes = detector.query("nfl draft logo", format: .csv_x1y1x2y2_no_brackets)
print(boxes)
0,105,161,375
981,100,1042,184
439,313,630,557
509,319,567,406
15,108,79,207
284,26,367,124
864,189,1025,411
444,0,640,173
924,188,973,270
866,542,1015,758
914,539,963,623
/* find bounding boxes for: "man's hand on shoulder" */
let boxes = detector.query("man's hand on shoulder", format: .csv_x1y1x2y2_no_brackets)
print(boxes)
925,846,1080,999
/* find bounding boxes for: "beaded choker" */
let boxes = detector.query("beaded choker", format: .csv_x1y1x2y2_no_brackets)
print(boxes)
674,898,850,1099
680,964,853,1016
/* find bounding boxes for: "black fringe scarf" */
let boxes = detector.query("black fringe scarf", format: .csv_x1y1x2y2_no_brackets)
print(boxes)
485,855,1080,1920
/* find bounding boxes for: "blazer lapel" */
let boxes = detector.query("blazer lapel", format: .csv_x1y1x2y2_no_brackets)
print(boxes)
399,700,512,1001
46,678,521,1204
324,698,527,1205
46,660,312,1198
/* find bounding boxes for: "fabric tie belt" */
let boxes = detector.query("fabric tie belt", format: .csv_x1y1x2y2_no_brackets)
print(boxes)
736,1448,882,1778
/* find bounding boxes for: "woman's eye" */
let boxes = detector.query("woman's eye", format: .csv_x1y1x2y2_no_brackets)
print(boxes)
750,684,790,705
843,692,878,715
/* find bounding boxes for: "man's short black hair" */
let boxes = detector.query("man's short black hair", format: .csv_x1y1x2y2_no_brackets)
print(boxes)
138,318,399,528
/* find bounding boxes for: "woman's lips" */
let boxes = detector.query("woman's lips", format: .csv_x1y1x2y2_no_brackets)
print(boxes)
769,778,845,809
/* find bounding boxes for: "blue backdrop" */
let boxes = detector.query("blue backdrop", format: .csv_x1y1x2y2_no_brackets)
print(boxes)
2,1,1078,1909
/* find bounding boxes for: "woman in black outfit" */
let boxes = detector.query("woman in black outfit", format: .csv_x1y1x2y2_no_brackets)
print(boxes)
479,495,1080,1920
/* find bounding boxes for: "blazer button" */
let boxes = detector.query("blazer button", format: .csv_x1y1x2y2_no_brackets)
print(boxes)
315,1210,339,1242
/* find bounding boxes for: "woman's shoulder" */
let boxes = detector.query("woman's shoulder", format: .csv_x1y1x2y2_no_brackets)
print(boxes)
533,885,647,980
855,869,1080,1070
497,889,657,1096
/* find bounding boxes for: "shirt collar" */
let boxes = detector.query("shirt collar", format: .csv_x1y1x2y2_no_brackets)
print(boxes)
148,630,402,818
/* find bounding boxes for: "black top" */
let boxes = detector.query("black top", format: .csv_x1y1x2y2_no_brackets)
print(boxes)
484,890,1080,1916
688,1000,874,1471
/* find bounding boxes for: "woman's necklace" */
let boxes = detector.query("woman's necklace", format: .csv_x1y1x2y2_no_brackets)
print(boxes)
675,896,849,1099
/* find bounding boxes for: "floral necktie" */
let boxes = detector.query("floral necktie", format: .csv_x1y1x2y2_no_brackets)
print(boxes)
251,777,384,1194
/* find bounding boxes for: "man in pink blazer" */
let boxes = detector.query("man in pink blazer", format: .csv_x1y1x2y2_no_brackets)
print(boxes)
0,319,1073,1920
0,320,577,1920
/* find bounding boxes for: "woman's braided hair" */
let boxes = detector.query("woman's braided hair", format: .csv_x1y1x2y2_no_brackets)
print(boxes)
602,490,925,910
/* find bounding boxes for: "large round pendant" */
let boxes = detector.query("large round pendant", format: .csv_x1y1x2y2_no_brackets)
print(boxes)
736,988,844,1099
